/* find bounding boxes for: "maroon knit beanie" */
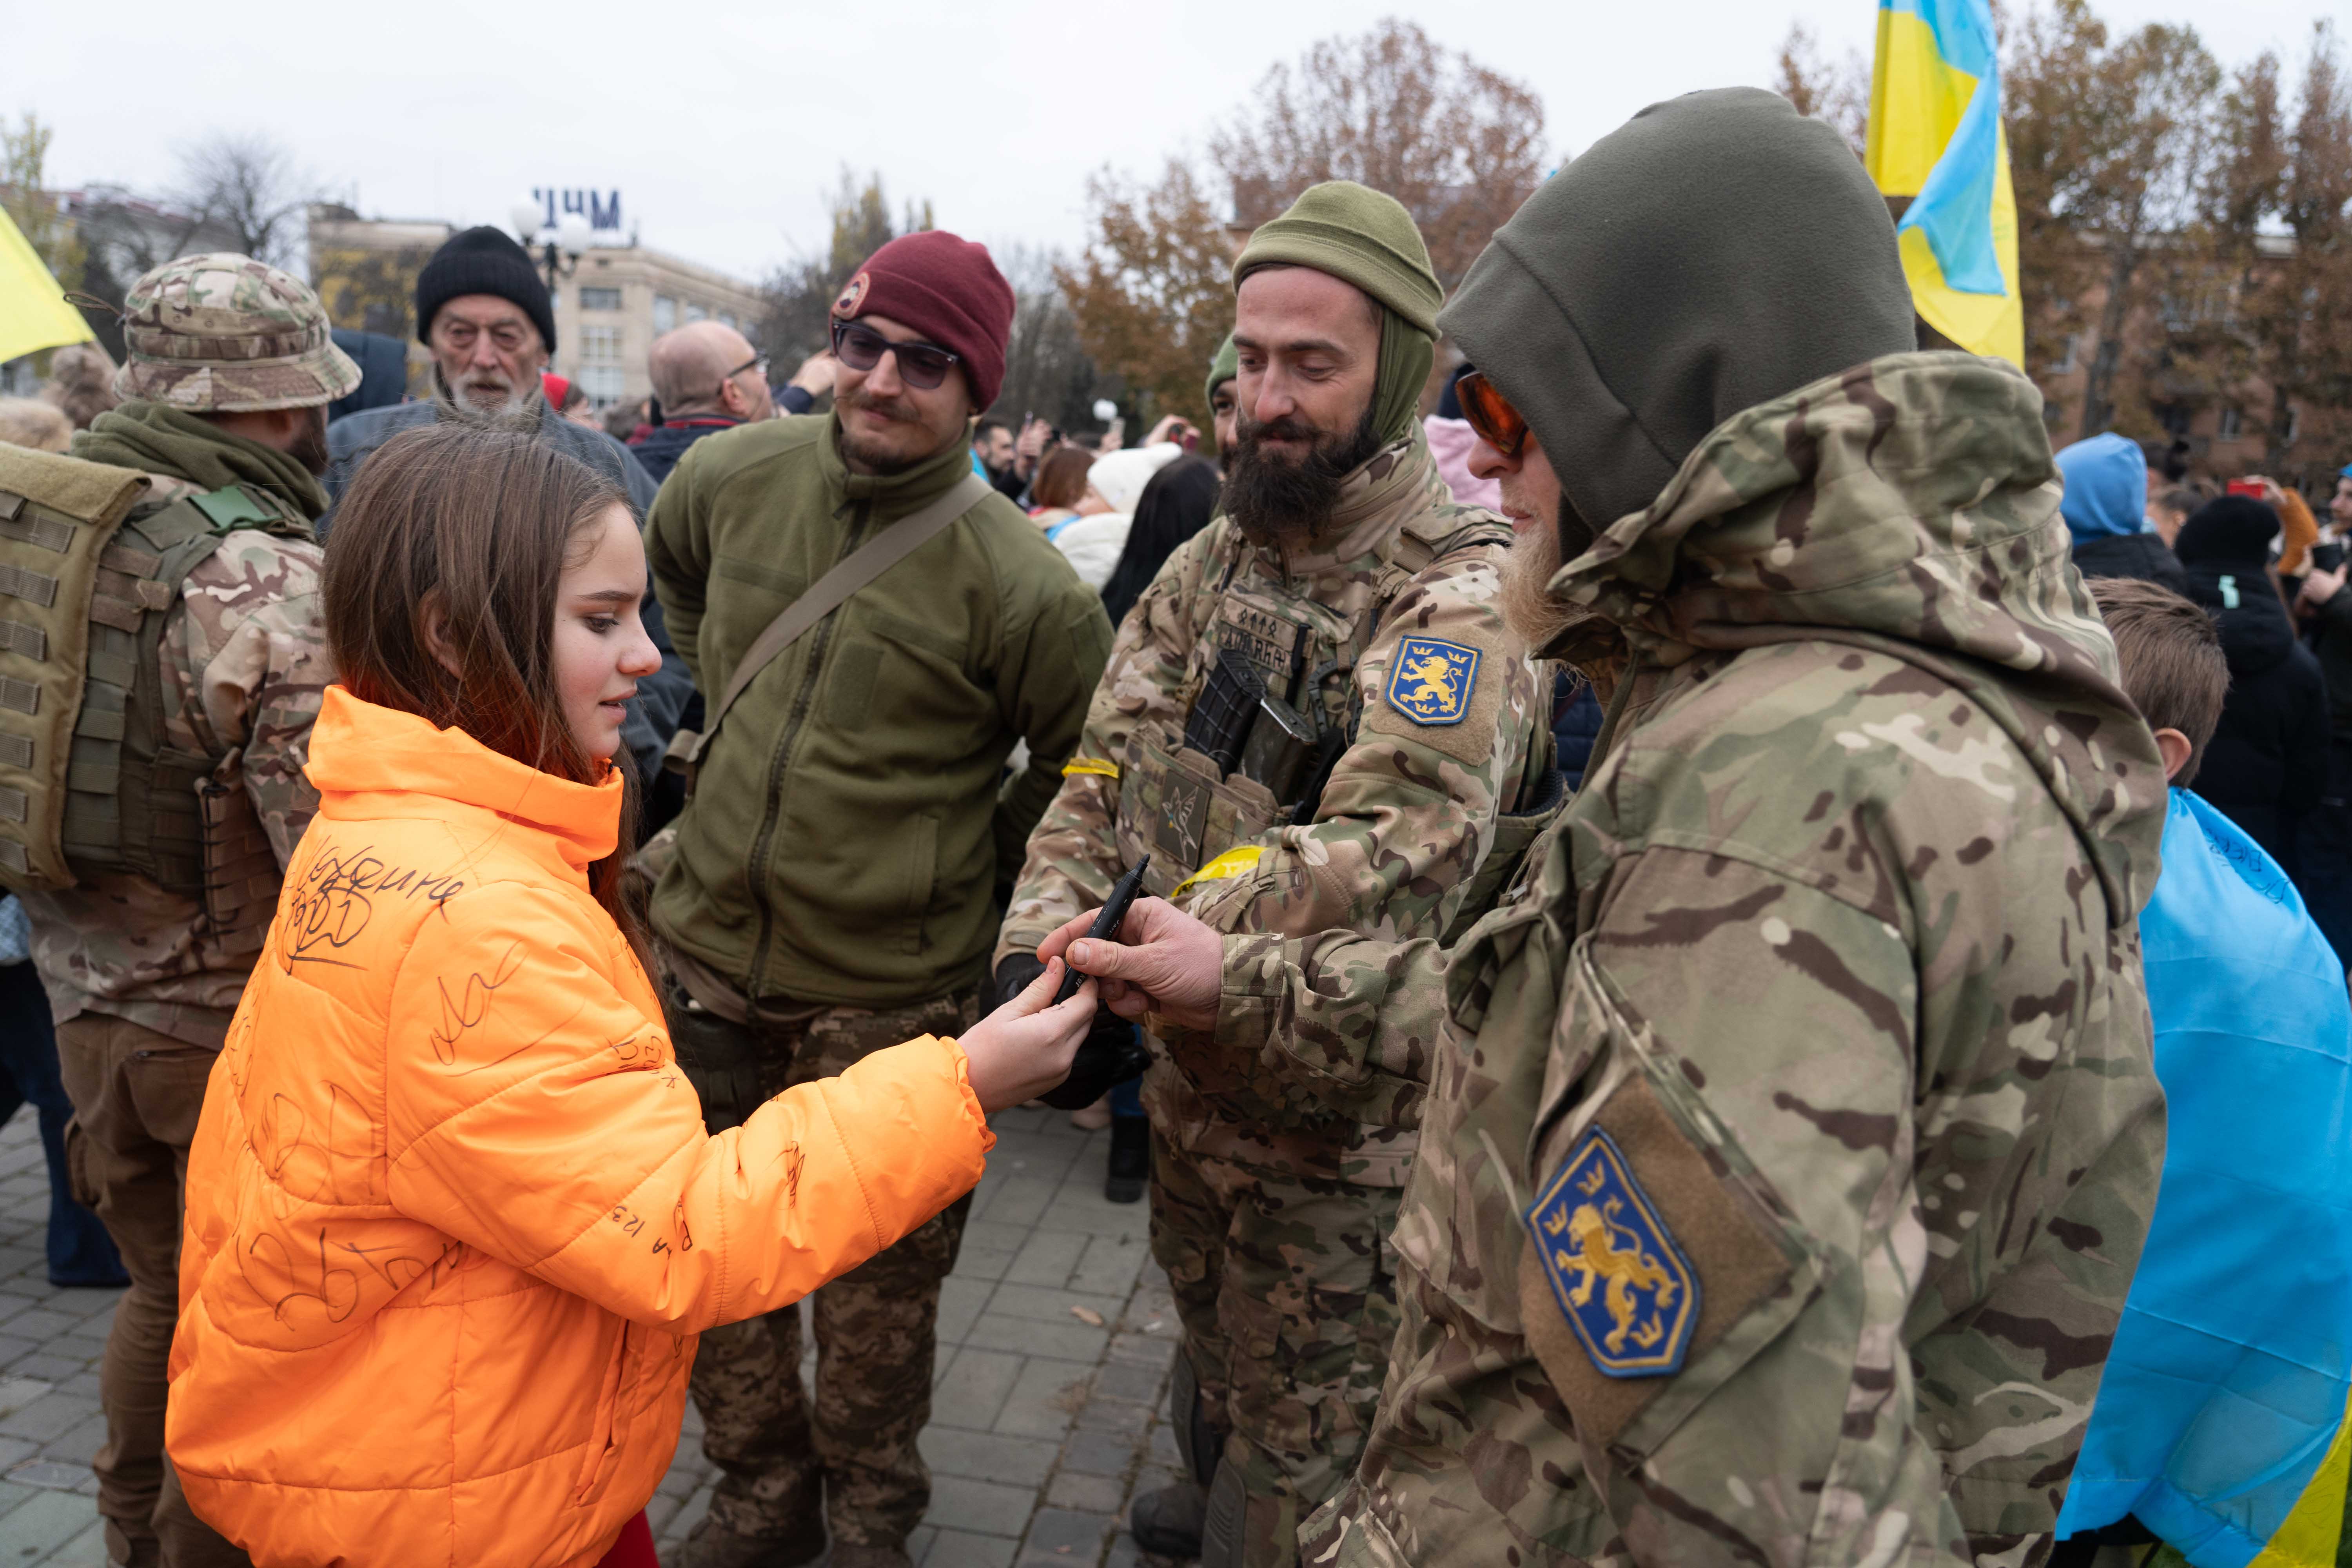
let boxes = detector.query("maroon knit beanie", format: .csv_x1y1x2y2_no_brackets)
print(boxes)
829,230,1014,411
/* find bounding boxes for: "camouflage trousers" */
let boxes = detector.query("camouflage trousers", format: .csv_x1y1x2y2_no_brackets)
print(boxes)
664,982,979,1552
54,1014,250,1568
1148,1129,1402,1568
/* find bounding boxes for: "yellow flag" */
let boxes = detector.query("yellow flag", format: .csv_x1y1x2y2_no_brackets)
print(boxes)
0,203,95,365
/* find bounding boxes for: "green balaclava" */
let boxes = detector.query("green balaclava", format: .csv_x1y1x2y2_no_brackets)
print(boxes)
1232,181,1444,447
1440,87,1917,547
1204,332,1238,413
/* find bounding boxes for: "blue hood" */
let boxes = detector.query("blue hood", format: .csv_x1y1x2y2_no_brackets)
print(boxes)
2056,432,2150,542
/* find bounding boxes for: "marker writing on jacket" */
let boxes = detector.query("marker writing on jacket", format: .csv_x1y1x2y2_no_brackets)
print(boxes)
430,942,525,1064
284,844,466,964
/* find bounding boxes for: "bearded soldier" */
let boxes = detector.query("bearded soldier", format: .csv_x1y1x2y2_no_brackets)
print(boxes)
1,254,355,1567
995,183,1551,1567
1049,91,2169,1568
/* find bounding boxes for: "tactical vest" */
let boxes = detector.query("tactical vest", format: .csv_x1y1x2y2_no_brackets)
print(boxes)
0,443,304,960
1112,508,1563,931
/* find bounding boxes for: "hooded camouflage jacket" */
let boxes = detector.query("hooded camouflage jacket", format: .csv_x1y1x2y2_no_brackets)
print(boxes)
1282,354,2168,1566
998,432,1548,1182
21,405,330,1049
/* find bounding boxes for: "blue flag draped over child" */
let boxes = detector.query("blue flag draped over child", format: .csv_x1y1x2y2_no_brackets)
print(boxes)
2056,789,2352,1567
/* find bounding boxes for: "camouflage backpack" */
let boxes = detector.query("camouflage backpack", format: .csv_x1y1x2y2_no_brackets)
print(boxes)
0,441,302,957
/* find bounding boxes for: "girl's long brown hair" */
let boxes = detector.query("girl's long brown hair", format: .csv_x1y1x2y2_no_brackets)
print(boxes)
321,422,646,957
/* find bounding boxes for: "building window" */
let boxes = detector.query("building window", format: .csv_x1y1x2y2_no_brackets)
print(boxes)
581,326,622,363
578,365,628,404
579,287,622,312
685,303,707,324
2217,405,2243,439
2285,407,2300,445
653,296,676,334
2053,334,2079,374
719,312,737,332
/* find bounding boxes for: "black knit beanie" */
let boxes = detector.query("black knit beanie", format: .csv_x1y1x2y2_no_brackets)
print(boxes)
2174,495,2280,571
416,227,557,354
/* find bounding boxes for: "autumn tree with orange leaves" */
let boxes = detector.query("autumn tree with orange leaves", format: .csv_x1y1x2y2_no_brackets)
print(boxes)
1062,18,1548,437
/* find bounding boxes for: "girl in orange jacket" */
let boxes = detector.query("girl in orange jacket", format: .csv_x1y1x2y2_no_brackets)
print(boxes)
166,423,1096,1568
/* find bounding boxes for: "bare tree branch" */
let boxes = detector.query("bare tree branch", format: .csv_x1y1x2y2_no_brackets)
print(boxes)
173,133,316,269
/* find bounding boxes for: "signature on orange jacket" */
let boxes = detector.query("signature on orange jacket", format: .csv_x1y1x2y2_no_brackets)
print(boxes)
167,687,995,1568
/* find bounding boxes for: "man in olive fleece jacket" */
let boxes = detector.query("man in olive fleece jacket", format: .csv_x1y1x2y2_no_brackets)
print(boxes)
644,231,1112,1568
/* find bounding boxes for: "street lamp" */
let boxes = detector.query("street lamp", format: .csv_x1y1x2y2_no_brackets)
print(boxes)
510,198,593,290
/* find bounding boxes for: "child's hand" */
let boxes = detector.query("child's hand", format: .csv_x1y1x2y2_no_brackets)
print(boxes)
960,958,1098,1112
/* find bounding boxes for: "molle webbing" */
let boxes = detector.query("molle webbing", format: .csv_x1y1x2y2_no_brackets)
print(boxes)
0,437,295,940
0,448,149,887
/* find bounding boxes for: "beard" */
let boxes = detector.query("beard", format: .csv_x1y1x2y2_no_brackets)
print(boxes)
835,382,933,475
290,405,330,475
1222,402,1384,546
1501,499,1617,676
440,365,539,423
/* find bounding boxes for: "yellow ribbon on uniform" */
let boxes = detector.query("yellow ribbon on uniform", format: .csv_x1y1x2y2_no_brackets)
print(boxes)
1062,757,1119,780
1172,845,1264,902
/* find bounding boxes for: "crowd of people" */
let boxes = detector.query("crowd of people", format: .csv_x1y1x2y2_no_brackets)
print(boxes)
0,80,2348,1568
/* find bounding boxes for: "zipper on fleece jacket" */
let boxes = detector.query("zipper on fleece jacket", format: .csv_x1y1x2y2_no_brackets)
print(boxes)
744,497,869,999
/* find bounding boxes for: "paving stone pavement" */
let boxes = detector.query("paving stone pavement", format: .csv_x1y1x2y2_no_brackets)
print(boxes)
0,1103,1189,1568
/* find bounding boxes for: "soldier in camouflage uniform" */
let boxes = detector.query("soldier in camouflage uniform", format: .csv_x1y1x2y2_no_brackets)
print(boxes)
1053,91,2171,1567
996,184,1551,1567
9,255,352,1567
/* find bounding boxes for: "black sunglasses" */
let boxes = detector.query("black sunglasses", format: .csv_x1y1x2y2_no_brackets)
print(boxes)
830,319,959,391
720,352,769,399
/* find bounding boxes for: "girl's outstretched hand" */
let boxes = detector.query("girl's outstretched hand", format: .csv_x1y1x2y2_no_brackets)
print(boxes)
960,958,1098,1113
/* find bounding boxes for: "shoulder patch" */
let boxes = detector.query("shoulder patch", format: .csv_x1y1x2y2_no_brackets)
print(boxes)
1384,637,1479,727
1524,1127,1699,1378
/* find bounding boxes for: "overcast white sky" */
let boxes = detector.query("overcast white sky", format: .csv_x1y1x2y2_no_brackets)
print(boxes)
4,0,2331,285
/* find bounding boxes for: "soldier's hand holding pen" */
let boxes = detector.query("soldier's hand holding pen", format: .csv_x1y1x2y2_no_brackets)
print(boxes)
1037,897,1221,1033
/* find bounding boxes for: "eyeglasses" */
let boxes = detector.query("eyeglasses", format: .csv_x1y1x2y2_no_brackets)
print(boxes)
830,319,959,391
1455,371,1528,459
720,352,769,399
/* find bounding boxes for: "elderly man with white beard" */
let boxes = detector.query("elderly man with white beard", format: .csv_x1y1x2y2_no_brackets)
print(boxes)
321,225,688,788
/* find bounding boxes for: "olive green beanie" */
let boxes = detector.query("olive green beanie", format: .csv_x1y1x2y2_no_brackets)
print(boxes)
1234,181,1443,445
1204,332,1238,412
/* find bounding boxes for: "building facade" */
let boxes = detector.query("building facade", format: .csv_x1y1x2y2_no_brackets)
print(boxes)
551,247,769,411
2027,234,2349,493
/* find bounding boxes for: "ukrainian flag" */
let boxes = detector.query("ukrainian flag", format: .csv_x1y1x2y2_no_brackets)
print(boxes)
1864,0,2024,366
2055,790,2352,1567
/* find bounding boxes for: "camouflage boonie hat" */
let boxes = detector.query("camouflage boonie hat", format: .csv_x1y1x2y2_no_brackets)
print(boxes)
113,253,361,413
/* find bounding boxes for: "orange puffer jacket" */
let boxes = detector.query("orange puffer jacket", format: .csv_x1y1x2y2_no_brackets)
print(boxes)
168,688,993,1568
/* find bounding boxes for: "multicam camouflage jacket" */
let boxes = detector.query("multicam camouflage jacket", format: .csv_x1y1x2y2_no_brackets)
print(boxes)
22,459,328,1051
998,430,1550,1183
1273,353,2169,1566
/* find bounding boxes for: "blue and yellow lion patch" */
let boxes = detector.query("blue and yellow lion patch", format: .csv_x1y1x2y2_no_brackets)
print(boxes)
1524,1128,1699,1378
1383,637,1479,726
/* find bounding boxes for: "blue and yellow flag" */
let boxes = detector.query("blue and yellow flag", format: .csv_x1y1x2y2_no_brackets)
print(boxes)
1865,0,2024,365
2055,790,2352,1567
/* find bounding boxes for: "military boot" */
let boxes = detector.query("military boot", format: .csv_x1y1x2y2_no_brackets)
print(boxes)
828,1546,913,1568
1105,1116,1150,1203
1132,1348,1230,1559
662,1517,824,1568
1129,1479,1209,1558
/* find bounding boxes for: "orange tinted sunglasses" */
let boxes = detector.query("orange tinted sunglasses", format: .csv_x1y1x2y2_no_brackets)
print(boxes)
1455,371,1528,459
